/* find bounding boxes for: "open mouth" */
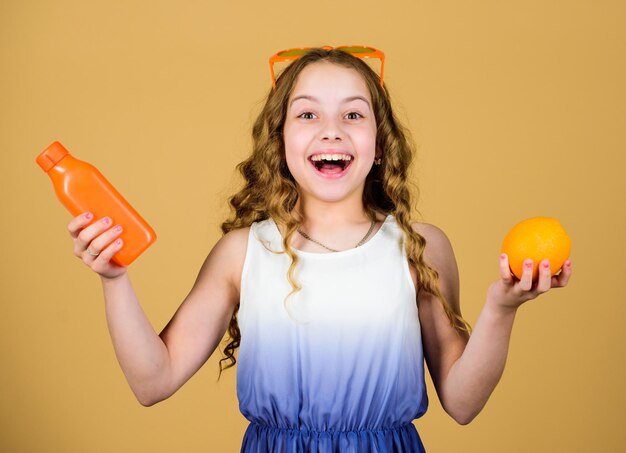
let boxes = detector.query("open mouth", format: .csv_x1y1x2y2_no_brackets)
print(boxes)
309,153,353,176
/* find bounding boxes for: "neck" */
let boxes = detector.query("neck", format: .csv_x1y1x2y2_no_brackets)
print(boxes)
288,194,383,253
294,196,372,230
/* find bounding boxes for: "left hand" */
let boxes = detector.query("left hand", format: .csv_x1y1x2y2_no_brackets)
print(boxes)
487,254,572,312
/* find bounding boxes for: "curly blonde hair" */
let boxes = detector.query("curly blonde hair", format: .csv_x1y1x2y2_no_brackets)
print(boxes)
216,48,471,379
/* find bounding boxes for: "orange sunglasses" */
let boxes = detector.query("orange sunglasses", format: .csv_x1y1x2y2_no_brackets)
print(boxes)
269,45,385,89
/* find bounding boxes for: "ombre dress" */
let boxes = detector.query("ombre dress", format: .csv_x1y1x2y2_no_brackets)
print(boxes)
236,215,429,452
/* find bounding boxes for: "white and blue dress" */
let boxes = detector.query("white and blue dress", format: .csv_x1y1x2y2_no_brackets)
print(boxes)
237,215,428,452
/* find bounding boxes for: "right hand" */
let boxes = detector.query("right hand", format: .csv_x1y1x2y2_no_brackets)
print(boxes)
68,212,127,279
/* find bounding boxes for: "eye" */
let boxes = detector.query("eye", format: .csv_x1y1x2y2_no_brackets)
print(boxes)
297,111,316,120
346,111,364,120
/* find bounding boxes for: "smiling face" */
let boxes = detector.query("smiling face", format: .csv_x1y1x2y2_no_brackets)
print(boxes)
283,61,377,206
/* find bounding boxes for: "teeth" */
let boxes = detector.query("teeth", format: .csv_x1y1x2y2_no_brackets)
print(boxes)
310,154,353,162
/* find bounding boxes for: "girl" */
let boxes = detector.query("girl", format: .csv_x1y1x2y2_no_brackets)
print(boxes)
67,47,572,452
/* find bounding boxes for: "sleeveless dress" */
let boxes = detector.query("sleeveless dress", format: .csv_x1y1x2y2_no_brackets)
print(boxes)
237,215,428,452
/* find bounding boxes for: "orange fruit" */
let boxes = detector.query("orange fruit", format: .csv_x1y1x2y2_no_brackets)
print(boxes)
501,217,571,281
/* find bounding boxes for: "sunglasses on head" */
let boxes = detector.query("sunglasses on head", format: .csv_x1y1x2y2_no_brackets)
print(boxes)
269,45,385,89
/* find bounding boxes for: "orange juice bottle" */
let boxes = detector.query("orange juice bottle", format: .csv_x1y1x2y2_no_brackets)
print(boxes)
36,141,156,266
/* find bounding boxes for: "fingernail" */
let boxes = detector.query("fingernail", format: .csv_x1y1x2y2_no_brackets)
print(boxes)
84,212,92,220
115,225,123,233
542,261,550,268
500,254,506,260
525,261,533,268
102,217,111,225
116,239,122,245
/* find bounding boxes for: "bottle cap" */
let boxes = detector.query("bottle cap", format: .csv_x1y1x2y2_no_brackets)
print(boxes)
36,141,69,172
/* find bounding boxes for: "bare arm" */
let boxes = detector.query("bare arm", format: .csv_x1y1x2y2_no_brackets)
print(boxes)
68,213,246,406
414,223,572,425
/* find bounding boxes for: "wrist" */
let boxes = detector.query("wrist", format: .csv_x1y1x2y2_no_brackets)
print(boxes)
100,271,128,286
485,288,519,318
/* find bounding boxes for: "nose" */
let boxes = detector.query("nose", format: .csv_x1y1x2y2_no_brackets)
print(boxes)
322,133,342,141
319,118,343,141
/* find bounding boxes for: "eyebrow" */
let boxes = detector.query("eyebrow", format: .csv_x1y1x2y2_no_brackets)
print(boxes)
289,95,371,109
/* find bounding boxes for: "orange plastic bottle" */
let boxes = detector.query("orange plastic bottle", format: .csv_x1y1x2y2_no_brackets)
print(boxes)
36,141,156,266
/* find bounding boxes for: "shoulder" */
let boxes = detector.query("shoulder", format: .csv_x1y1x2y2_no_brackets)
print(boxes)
410,221,448,241
200,226,250,292
210,226,250,260
218,226,251,250
410,222,456,262
409,222,460,299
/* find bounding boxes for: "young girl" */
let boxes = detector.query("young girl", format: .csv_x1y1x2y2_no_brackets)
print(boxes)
67,47,572,452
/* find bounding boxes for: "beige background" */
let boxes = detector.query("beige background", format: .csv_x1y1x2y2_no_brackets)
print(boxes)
1,0,624,451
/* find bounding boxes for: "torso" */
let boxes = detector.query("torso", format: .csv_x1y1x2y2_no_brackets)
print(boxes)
235,213,429,450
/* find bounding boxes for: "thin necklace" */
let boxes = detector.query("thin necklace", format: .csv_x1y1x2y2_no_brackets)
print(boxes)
297,219,378,253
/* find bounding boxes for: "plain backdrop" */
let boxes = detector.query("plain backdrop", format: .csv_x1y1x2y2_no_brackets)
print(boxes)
1,1,625,451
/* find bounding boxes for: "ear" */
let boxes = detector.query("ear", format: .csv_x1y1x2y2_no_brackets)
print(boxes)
374,149,382,165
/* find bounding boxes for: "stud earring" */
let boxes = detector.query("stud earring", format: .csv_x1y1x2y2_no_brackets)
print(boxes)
374,157,382,165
